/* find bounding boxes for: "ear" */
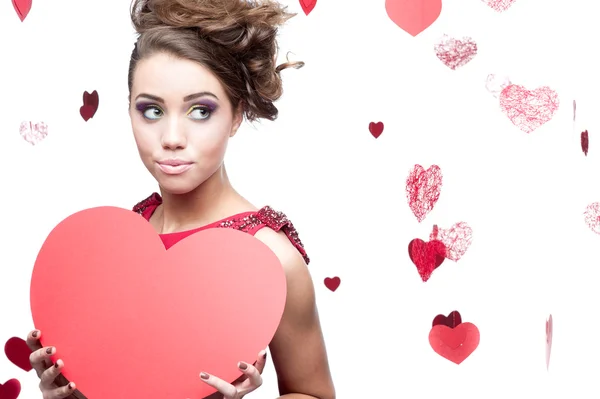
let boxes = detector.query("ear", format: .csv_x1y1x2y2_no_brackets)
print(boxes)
229,104,244,137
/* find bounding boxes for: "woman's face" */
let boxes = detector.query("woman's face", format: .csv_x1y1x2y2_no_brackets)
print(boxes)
129,52,242,195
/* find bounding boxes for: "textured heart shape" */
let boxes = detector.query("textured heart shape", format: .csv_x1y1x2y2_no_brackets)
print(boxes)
80,90,99,121
405,164,443,223
429,322,480,364
499,84,560,133
434,35,477,70
4,337,33,372
385,0,442,37
30,207,286,399
481,0,516,12
12,0,31,21
299,0,317,15
0,379,20,399
369,122,384,138
19,121,48,146
429,223,473,262
584,202,600,234
432,311,462,328
324,277,341,292
408,239,446,282
546,314,553,370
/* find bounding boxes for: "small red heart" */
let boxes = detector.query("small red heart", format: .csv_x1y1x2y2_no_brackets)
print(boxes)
429,322,480,364
369,122,384,138
80,90,99,121
4,337,33,372
408,239,446,282
432,311,462,328
0,379,21,399
299,0,317,15
12,0,31,21
581,130,589,156
324,277,340,292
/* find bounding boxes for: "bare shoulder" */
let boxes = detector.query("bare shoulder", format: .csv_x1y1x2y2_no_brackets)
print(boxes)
253,227,309,279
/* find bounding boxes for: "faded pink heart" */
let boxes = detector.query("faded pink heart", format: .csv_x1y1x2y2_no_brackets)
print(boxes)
434,35,478,70
481,0,516,12
499,85,559,133
429,222,473,261
546,314,553,370
19,121,48,145
584,202,600,234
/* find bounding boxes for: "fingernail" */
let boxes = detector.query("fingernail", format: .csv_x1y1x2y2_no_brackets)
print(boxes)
262,351,267,359
238,362,248,370
200,372,209,380
54,362,59,369
68,383,73,390
32,331,38,338
46,347,53,355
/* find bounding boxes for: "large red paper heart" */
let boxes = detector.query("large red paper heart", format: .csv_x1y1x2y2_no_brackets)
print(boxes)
299,0,316,15
12,0,31,21
30,207,286,399
499,84,559,133
385,0,442,37
429,323,480,364
405,164,443,223
0,379,20,399
4,337,33,372
408,239,446,282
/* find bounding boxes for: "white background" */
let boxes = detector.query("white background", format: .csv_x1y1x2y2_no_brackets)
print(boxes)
1,0,600,398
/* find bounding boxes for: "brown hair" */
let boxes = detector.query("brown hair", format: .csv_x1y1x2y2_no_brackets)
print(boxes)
127,0,304,122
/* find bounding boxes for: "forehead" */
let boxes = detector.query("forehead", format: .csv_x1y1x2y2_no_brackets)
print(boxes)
132,52,225,99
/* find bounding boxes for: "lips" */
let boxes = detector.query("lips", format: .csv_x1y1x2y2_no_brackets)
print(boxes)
158,159,192,167
156,159,194,175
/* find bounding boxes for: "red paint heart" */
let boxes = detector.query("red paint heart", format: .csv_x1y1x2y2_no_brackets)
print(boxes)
368,122,384,138
4,337,33,372
80,90,99,121
299,0,317,15
429,223,473,262
12,0,31,21
324,277,340,292
581,130,589,156
499,84,559,133
408,239,446,282
546,314,553,370
432,311,462,328
429,322,480,364
385,0,442,37
584,202,600,235
0,379,20,399
481,0,516,12
30,207,286,399
434,35,478,70
405,164,443,223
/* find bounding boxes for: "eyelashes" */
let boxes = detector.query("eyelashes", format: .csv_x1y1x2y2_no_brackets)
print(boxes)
135,102,217,121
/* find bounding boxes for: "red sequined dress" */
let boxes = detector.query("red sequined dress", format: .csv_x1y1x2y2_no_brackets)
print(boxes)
132,192,310,264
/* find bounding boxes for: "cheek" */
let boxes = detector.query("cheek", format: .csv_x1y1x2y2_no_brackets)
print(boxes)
189,122,231,158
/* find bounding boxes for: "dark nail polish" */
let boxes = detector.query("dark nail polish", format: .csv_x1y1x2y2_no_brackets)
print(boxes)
200,372,209,380
239,362,248,370
45,347,53,355
32,331,38,338
54,362,59,368
262,352,267,359
68,383,73,390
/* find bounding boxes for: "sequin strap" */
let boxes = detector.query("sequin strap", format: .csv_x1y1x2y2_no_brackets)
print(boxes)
132,192,161,217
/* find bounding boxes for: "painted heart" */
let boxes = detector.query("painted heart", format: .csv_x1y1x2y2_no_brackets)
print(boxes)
299,0,317,15
584,202,600,234
324,277,340,292
434,35,477,70
19,121,48,146
4,337,33,372
485,74,511,98
432,311,462,328
429,322,480,364
369,122,384,138
429,223,473,262
481,0,516,12
546,314,553,370
0,379,20,399
12,0,31,21
385,0,442,37
30,207,287,399
499,84,560,133
80,90,99,121
405,164,443,223
408,239,446,282
581,130,589,156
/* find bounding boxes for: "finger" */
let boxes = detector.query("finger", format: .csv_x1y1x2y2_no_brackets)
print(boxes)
26,330,42,352
200,372,237,399
44,381,76,399
40,359,64,388
254,349,268,374
237,361,262,389
29,346,55,377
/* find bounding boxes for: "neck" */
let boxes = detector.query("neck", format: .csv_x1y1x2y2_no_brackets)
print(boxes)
157,164,237,233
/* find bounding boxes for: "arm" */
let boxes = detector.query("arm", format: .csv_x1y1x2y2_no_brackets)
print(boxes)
254,229,336,399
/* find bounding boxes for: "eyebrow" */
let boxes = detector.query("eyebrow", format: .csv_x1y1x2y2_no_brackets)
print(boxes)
134,91,219,103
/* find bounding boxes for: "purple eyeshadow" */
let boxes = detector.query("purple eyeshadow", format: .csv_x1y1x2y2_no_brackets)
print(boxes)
197,100,218,112
135,102,155,111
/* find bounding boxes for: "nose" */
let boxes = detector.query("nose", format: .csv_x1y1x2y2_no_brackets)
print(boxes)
160,116,187,150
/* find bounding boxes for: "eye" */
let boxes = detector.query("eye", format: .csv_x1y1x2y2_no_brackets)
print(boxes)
187,105,212,120
141,105,163,120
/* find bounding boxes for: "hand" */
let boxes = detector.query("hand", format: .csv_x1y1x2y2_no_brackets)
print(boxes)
199,349,268,399
26,330,78,399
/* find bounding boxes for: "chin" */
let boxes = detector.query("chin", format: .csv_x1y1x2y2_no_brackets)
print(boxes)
156,178,202,196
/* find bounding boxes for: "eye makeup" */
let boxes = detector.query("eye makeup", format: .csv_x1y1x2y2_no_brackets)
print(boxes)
187,100,218,114
135,101,160,112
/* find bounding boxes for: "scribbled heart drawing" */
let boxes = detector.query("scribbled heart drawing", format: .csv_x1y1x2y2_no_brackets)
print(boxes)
80,90,99,121
581,130,589,156
584,203,600,234
385,0,442,37
369,122,384,138
0,379,21,399
408,238,446,282
434,35,477,70
430,223,473,262
406,164,443,222
481,0,516,12
546,314,553,370
432,311,462,328
499,84,560,133
324,277,340,292
12,0,31,21
429,322,480,364
299,0,316,15
4,337,33,372
485,74,511,98
19,121,48,146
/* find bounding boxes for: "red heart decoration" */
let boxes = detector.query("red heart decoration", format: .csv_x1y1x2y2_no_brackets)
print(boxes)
408,239,446,282
432,311,462,328
581,130,589,156
405,164,443,223
499,84,559,133
12,0,31,21
429,223,473,262
30,207,286,399
0,379,20,399
429,322,480,364
4,337,33,372
299,0,317,15
385,0,442,37
324,277,340,292
434,35,478,70
546,314,553,370
80,90,99,121
369,122,384,138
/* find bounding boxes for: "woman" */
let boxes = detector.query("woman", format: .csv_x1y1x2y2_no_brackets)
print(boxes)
25,0,336,398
